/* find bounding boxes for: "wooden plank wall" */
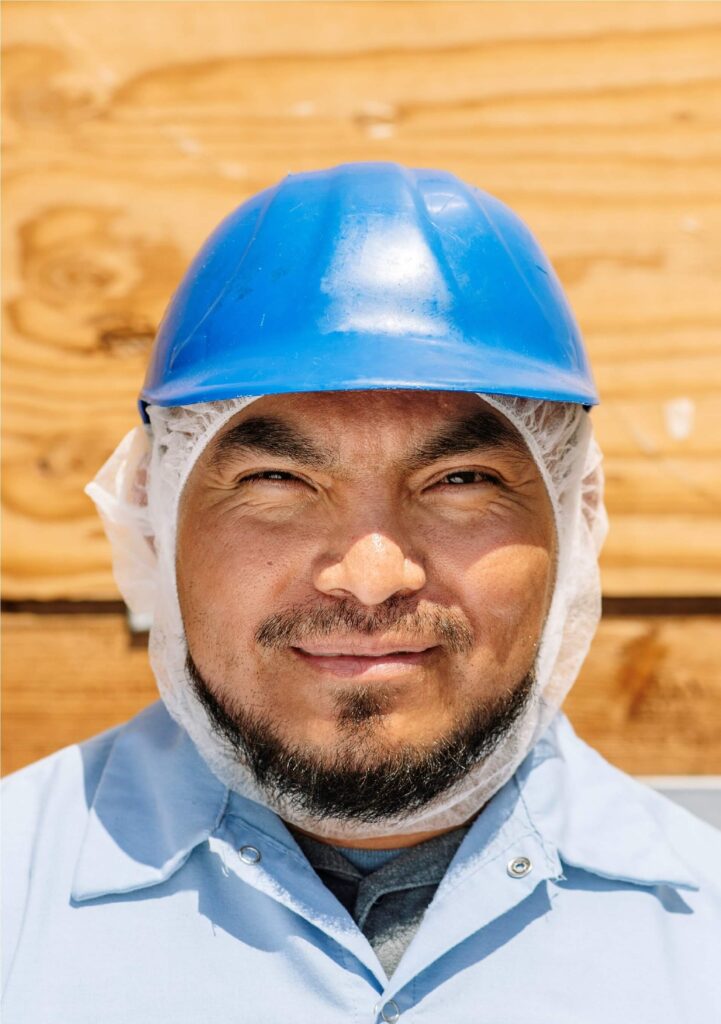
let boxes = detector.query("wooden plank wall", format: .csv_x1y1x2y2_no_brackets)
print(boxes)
3,2,720,775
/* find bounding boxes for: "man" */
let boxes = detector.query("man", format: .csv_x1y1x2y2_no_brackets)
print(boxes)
3,162,719,1022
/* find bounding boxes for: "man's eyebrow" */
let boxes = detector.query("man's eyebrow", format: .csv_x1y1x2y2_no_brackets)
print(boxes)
402,411,529,471
209,416,337,470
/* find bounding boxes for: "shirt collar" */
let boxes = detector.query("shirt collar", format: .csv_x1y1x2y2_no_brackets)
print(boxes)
72,703,229,901
515,712,697,891
72,702,696,902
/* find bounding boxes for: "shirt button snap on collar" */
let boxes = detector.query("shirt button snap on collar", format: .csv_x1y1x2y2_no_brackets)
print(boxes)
507,855,532,878
239,845,261,865
379,999,400,1022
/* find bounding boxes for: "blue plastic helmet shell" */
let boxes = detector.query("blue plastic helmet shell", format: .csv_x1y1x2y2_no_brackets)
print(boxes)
140,162,598,419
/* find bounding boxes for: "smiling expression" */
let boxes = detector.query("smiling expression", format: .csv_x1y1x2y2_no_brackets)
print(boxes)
176,389,556,766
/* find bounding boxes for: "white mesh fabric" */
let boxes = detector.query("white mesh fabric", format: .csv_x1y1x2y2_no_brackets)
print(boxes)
85,392,607,839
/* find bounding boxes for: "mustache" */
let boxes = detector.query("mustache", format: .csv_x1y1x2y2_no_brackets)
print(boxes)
254,596,474,655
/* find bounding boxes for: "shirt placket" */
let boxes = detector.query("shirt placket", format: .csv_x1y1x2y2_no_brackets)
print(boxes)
376,793,564,1021
212,820,389,990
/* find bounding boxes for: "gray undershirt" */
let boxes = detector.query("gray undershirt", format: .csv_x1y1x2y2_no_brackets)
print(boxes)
293,825,470,976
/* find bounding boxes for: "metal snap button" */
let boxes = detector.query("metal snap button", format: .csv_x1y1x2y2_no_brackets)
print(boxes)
380,1000,400,1023
239,845,261,864
507,855,532,878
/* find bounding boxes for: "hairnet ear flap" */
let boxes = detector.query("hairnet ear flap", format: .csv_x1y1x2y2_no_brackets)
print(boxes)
579,437,608,557
85,426,157,618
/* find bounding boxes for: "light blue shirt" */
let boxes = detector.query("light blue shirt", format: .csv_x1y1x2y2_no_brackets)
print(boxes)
3,701,720,1023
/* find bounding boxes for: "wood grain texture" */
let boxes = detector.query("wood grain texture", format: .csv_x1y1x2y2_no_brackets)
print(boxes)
2,2,721,599
3,611,720,777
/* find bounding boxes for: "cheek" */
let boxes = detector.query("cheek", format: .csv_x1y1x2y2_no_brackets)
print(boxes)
444,535,555,663
478,543,553,617
176,508,311,641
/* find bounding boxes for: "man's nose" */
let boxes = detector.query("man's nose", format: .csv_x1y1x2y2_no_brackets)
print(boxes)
314,532,426,606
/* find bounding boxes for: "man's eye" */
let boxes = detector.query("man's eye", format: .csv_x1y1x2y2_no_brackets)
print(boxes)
439,470,499,486
239,471,301,484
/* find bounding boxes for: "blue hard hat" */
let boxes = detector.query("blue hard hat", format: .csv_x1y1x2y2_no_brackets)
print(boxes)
140,162,597,420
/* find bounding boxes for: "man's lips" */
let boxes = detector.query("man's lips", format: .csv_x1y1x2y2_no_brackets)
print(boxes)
297,641,435,657
291,642,439,679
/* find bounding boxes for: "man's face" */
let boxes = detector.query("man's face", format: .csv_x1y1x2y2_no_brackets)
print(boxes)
176,390,556,821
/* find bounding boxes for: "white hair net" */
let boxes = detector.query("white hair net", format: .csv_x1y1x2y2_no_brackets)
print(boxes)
86,392,607,839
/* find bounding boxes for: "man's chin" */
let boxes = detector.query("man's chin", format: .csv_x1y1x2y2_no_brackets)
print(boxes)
185,650,537,824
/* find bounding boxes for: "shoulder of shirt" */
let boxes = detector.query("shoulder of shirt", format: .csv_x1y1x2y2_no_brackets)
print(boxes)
3,713,138,808
1,703,166,865
617,766,721,883
2,709,164,990
3,721,120,825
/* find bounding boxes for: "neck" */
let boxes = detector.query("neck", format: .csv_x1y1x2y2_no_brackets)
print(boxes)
291,814,478,850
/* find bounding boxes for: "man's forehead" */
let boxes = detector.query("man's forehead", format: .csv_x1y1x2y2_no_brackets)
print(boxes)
207,390,531,469
227,389,514,432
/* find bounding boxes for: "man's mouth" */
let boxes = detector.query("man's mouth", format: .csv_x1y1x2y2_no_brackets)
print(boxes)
291,641,439,678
